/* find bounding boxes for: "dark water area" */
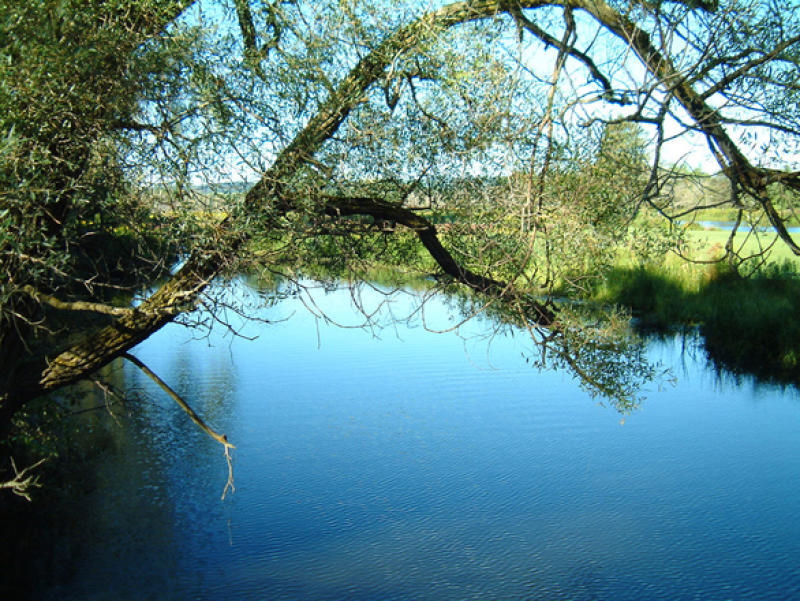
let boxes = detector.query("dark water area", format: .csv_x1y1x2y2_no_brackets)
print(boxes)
7,280,800,600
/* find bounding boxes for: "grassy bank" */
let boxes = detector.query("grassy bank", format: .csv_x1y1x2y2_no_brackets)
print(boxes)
594,259,800,380
680,207,800,227
683,228,800,266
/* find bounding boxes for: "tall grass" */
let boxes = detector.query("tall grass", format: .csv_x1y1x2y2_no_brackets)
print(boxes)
594,259,800,380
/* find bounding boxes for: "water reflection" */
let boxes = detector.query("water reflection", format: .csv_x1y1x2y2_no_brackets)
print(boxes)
435,285,663,412
8,279,800,601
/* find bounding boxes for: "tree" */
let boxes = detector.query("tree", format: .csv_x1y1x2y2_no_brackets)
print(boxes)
2,0,799,487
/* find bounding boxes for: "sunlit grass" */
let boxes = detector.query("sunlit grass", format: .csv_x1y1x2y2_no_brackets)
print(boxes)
594,256,800,380
684,228,800,266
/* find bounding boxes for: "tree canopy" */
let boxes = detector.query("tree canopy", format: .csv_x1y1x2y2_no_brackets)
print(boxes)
2,0,800,482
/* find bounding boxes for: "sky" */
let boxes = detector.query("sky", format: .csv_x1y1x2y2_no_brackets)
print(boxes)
154,0,796,186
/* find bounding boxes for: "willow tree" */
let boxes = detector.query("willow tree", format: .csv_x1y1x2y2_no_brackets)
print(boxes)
2,0,799,483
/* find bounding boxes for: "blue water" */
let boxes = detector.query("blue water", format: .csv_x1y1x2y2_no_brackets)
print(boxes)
691,220,800,234
36,281,800,600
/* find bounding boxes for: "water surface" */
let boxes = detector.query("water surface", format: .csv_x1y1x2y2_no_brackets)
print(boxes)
690,219,800,234
29,281,800,600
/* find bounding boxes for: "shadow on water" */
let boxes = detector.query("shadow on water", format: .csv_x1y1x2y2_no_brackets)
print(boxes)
602,263,800,386
0,365,143,600
1,353,217,600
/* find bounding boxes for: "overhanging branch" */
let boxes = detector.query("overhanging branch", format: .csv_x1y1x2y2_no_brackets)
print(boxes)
122,352,235,500
321,195,556,325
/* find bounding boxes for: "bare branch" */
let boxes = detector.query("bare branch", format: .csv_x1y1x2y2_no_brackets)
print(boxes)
122,352,235,500
696,35,800,99
510,6,618,102
1,457,46,502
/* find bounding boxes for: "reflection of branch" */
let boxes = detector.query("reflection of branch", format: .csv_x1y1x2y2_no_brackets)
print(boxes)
92,377,124,425
556,335,617,399
122,353,235,500
1,457,46,501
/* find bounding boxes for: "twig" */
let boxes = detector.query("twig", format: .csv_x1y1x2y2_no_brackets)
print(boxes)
1,458,47,501
91,377,124,425
122,352,236,500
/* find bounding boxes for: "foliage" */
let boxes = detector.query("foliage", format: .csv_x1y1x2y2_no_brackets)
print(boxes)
0,2,196,369
537,123,652,291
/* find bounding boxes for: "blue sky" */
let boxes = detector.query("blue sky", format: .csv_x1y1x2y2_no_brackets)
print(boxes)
143,0,797,187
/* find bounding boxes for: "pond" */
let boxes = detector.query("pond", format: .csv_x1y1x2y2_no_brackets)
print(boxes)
16,279,800,600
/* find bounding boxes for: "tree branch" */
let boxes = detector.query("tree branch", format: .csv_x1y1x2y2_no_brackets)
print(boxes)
698,34,800,100
4,0,754,425
0,457,46,501
21,285,135,317
122,352,235,500
321,195,556,324
234,0,259,58
510,6,617,102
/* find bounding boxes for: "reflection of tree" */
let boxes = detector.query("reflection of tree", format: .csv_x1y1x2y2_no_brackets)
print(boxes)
448,292,664,414
280,278,663,414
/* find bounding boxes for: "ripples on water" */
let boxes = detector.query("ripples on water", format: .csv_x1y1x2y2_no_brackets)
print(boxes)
25,282,800,600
